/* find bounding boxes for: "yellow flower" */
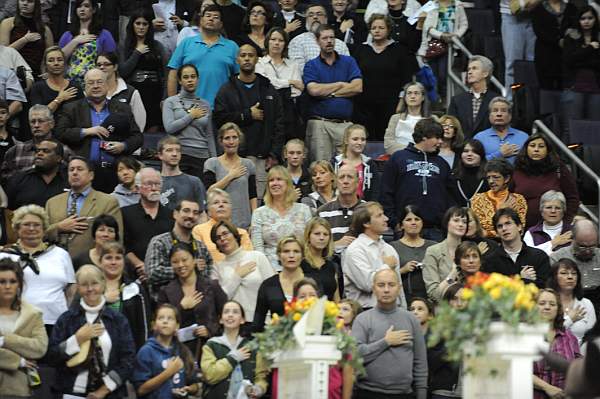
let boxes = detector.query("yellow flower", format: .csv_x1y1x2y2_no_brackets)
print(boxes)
489,287,502,300
336,319,345,330
461,288,474,301
293,312,302,321
271,313,280,324
325,302,339,317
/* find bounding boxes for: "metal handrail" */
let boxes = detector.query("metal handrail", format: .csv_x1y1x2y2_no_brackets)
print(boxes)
445,36,507,108
532,120,600,228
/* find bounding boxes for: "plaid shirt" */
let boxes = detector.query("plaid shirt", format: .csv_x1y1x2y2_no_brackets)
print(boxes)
470,88,487,123
1,139,74,181
533,328,580,398
144,230,215,300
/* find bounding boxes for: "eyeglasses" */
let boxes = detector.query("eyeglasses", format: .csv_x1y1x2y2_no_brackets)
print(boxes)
30,118,50,125
21,222,43,229
442,124,455,129
307,12,326,17
486,174,504,181
85,79,105,86
575,242,597,250
141,182,161,188
542,206,562,211
0,278,18,286
216,231,232,241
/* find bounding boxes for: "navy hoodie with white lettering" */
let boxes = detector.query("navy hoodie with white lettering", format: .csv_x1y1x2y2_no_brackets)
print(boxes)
380,143,452,229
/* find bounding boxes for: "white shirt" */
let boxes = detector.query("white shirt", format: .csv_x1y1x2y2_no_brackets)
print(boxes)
342,233,405,309
255,56,303,97
214,249,276,320
154,0,181,54
288,32,350,72
523,221,564,255
394,114,423,148
563,297,597,346
0,246,75,325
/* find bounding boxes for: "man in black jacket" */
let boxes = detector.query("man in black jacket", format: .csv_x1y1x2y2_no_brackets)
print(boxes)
483,208,551,288
214,44,284,201
448,55,499,138
55,68,142,193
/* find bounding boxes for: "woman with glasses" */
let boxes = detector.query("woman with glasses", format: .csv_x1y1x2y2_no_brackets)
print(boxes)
513,133,579,229
211,220,275,321
546,258,596,345
438,115,464,168
96,52,146,132
236,1,272,56
524,190,573,255
471,158,527,238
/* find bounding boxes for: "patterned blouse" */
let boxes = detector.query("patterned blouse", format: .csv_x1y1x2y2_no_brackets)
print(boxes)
533,328,580,399
471,190,528,238
250,202,312,271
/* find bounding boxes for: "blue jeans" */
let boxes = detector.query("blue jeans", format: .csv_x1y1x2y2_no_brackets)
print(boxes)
501,14,536,98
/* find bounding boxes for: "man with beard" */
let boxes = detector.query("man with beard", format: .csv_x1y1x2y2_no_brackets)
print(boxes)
303,24,362,162
551,219,600,310
122,167,174,279
167,5,239,107
45,156,123,258
146,199,214,301
1,104,74,181
214,44,284,201
6,138,68,209
483,208,551,288
288,4,349,72
473,96,528,164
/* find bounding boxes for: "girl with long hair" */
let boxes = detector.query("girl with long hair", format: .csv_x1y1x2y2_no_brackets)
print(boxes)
0,0,53,78
301,217,339,301
201,300,268,398
449,139,488,207
120,9,167,131
58,0,116,85
133,304,199,398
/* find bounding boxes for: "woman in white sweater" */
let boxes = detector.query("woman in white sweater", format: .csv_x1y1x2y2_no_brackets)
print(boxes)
211,220,276,321
384,82,431,154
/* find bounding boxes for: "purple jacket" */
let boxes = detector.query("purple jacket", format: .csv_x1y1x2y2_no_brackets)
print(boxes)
526,221,572,249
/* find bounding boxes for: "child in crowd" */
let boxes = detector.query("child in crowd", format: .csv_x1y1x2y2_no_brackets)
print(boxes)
338,298,362,332
133,304,199,398
111,156,142,208
283,138,311,201
201,300,268,398
332,124,379,201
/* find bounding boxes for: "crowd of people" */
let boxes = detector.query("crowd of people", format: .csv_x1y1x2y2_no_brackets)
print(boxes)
0,0,600,397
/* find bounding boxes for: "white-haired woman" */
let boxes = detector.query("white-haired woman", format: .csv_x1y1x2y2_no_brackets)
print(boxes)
0,204,76,335
524,190,573,255
48,265,136,398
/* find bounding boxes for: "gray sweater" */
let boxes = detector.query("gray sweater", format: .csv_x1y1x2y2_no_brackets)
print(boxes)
162,90,217,159
351,306,428,398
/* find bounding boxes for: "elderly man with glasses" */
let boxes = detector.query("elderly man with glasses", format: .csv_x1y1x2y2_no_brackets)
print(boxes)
1,104,74,181
54,68,142,193
551,219,600,313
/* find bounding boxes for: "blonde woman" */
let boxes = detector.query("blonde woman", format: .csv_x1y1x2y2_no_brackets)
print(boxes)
332,124,378,200
250,166,312,271
301,217,339,301
384,82,432,154
302,160,337,212
438,114,464,168
203,122,257,229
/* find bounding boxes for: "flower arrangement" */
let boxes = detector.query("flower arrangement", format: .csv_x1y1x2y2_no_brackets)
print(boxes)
248,297,363,373
429,272,541,362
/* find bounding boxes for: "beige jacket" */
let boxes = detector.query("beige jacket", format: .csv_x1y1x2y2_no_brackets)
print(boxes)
422,240,456,302
0,302,48,397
